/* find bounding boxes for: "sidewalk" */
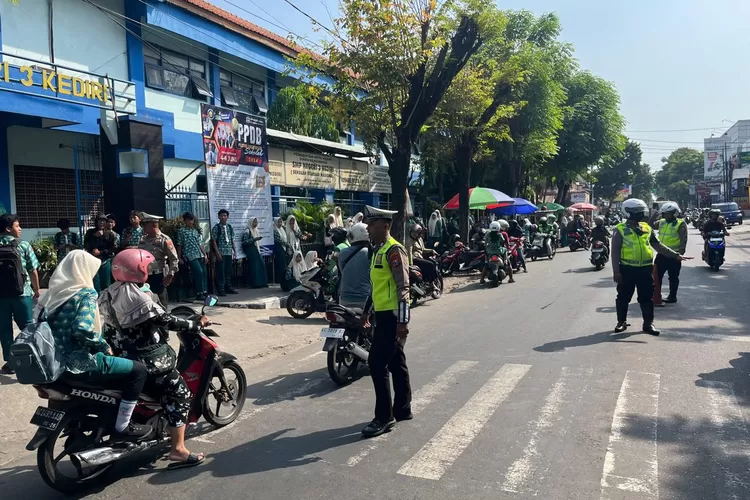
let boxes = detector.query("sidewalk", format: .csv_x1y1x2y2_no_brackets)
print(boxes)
185,285,289,310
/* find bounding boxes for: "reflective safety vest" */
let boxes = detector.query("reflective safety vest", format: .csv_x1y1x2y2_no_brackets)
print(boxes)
658,218,684,252
616,222,654,267
370,237,400,312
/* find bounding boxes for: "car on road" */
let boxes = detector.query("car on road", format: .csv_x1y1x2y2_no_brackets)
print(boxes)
711,202,743,226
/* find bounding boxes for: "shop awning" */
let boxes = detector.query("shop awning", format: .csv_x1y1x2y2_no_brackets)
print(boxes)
267,128,368,158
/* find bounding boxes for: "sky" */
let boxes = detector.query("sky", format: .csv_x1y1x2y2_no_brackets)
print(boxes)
213,0,750,171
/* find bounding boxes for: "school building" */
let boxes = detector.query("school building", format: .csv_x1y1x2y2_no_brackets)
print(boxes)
0,0,403,242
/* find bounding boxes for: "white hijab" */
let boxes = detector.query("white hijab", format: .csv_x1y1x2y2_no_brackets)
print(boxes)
345,217,353,229
290,251,307,281
428,211,439,237
99,281,165,330
274,218,287,241
353,212,364,224
285,215,300,251
304,250,318,269
333,206,344,227
36,250,102,332
247,217,261,249
327,214,337,228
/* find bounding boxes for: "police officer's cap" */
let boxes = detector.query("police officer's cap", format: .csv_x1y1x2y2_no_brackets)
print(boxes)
141,212,164,223
363,205,397,222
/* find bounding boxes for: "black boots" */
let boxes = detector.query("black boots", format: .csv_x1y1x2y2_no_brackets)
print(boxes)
642,323,660,336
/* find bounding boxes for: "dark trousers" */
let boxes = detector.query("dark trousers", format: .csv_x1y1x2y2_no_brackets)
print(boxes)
655,254,681,298
0,296,33,362
216,256,234,293
414,257,438,282
369,311,412,423
616,265,654,324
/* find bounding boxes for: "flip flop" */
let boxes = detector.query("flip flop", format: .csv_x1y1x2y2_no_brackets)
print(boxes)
167,453,205,470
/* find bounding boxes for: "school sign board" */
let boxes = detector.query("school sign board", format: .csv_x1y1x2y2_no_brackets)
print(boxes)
201,104,273,258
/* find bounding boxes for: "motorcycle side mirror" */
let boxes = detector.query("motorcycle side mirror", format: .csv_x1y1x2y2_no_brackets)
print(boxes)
204,295,219,307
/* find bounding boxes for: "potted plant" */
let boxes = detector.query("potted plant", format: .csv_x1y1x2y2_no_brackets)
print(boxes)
31,237,58,288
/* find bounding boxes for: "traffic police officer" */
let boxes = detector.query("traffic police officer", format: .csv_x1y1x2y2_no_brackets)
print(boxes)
361,205,412,438
139,213,179,304
611,199,691,335
654,202,687,303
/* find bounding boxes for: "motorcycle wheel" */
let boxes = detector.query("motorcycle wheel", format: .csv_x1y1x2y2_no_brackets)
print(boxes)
595,263,603,271
286,291,315,319
490,276,499,288
37,412,112,494
440,262,455,277
431,275,444,299
202,360,247,427
531,254,538,262
569,246,577,252
549,247,556,260
327,340,361,386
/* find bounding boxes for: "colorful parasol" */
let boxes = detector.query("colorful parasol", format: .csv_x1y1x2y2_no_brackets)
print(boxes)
487,198,538,216
569,202,597,211
537,202,566,212
443,187,514,210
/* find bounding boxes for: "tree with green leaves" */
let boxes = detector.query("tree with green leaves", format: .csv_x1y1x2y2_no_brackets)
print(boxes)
544,71,625,204
654,147,703,208
594,140,652,203
298,0,498,237
267,86,340,142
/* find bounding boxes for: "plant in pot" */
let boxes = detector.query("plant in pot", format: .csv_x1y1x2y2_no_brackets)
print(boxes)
31,237,58,288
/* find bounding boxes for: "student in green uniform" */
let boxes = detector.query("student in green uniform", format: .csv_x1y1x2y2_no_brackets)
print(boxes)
211,209,237,296
176,212,208,299
121,210,143,249
106,214,121,249
242,217,268,288
54,218,79,262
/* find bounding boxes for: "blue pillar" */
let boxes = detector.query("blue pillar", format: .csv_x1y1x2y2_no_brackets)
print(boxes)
0,122,9,213
359,192,380,208
267,71,277,107
208,48,221,106
271,185,281,217
310,188,334,205
125,0,146,114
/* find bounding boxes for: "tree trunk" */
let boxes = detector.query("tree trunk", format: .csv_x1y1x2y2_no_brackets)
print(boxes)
456,136,474,242
388,141,411,244
437,161,445,206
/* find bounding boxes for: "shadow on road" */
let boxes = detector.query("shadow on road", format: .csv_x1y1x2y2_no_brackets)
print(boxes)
534,329,647,352
257,316,328,326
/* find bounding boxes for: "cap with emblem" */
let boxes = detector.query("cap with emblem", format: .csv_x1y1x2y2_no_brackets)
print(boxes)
140,212,164,223
363,205,397,222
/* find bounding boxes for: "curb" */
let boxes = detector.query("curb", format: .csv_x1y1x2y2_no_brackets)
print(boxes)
186,295,287,310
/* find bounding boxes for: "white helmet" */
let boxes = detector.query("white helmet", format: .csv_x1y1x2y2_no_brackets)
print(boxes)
498,219,509,231
660,202,680,215
539,216,548,224
347,222,369,243
489,221,502,232
621,198,649,220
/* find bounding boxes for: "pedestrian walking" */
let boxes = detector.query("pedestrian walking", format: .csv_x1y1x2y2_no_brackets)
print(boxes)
361,205,412,438
211,209,237,296
0,214,40,375
138,213,179,304
176,212,208,299
611,199,691,336
654,202,687,304
84,215,117,292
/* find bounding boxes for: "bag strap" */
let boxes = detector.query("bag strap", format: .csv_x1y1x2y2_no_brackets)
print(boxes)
339,245,365,272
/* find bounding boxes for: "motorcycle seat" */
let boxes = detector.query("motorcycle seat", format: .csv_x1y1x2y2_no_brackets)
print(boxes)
326,303,363,318
51,375,160,403
464,251,484,259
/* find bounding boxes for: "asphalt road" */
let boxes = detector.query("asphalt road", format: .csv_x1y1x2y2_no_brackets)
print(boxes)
2,225,750,500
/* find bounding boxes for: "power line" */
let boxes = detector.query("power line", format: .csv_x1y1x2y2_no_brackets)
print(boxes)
625,126,729,133
281,0,351,49
631,138,708,144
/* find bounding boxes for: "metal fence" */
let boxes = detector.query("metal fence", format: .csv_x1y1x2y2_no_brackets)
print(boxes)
165,185,210,220
274,195,315,215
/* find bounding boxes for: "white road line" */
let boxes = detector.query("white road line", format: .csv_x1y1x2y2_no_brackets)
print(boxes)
703,380,750,499
500,367,577,493
600,371,660,500
397,363,531,481
345,360,479,467
191,377,325,444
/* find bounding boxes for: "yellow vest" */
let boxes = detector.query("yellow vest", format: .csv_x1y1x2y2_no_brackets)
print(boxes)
370,237,400,312
616,222,654,267
658,218,683,251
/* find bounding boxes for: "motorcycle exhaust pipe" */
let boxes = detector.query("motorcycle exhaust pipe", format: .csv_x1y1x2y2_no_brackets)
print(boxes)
412,284,426,297
71,440,156,468
347,342,369,362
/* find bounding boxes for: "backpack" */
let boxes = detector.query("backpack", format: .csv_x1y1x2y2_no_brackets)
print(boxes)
9,310,65,384
0,240,26,298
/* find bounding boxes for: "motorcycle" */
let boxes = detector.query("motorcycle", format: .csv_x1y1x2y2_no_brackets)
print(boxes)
26,295,247,494
286,265,336,319
528,232,556,261
409,255,444,306
590,240,609,270
508,236,525,271
567,230,590,251
320,303,373,386
486,253,508,288
704,231,726,270
439,241,486,276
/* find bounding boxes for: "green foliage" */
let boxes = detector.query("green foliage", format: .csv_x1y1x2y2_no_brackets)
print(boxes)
267,85,339,142
31,238,57,275
160,217,184,240
286,200,333,243
654,147,703,207
595,140,652,202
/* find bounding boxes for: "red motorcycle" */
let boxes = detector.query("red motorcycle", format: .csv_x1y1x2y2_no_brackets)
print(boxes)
25,296,247,494
439,241,486,276
568,229,591,251
508,236,525,271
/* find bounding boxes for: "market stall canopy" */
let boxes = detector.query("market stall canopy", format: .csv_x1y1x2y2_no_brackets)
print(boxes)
487,198,538,216
569,202,597,211
537,202,565,212
444,187,513,210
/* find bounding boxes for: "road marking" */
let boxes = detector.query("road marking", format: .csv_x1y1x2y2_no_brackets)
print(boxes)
600,371,660,500
345,360,478,467
703,381,750,498
397,363,531,481
191,377,325,444
501,367,588,494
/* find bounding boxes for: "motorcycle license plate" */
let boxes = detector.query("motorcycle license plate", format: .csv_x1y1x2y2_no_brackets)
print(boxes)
710,238,723,243
30,406,65,431
592,248,603,253
320,328,345,339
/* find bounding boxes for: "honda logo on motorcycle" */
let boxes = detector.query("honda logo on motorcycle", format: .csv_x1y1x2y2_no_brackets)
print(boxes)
70,388,117,405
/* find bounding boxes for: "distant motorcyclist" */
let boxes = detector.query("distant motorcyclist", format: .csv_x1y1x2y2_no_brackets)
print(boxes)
591,216,611,259
407,224,439,283
701,208,729,259
547,214,560,247
507,219,528,273
480,221,514,284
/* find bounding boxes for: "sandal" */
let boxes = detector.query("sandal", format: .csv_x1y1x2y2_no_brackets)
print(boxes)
167,452,205,470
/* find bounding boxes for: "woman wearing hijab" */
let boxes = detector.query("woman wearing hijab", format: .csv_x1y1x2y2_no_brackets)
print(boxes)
283,251,307,291
40,250,151,441
324,214,337,254
333,206,344,228
285,215,302,256
427,211,444,248
304,250,322,269
273,217,290,286
99,248,208,469
353,212,364,225
242,217,268,288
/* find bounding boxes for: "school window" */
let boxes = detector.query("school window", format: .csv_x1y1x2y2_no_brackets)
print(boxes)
219,70,268,114
144,45,213,99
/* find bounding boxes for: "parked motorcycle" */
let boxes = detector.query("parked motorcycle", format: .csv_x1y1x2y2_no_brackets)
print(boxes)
27,295,247,494
567,230,590,252
590,240,609,270
704,231,726,270
439,242,486,276
409,256,444,306
320,303,373,386
528,232,556,261
286,265,336,319
486,253,508,288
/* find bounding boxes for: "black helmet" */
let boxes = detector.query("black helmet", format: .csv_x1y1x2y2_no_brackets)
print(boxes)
329,227,348,245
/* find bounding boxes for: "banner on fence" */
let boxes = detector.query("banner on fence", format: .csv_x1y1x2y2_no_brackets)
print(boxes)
201,104,274,258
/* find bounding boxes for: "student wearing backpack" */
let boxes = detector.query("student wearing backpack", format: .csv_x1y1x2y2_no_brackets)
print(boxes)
0,214,40,374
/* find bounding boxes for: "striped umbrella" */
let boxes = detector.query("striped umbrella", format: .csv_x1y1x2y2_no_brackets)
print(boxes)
443,187,514,210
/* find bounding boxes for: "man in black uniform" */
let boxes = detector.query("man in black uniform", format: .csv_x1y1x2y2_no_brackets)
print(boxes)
361,206,412,438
